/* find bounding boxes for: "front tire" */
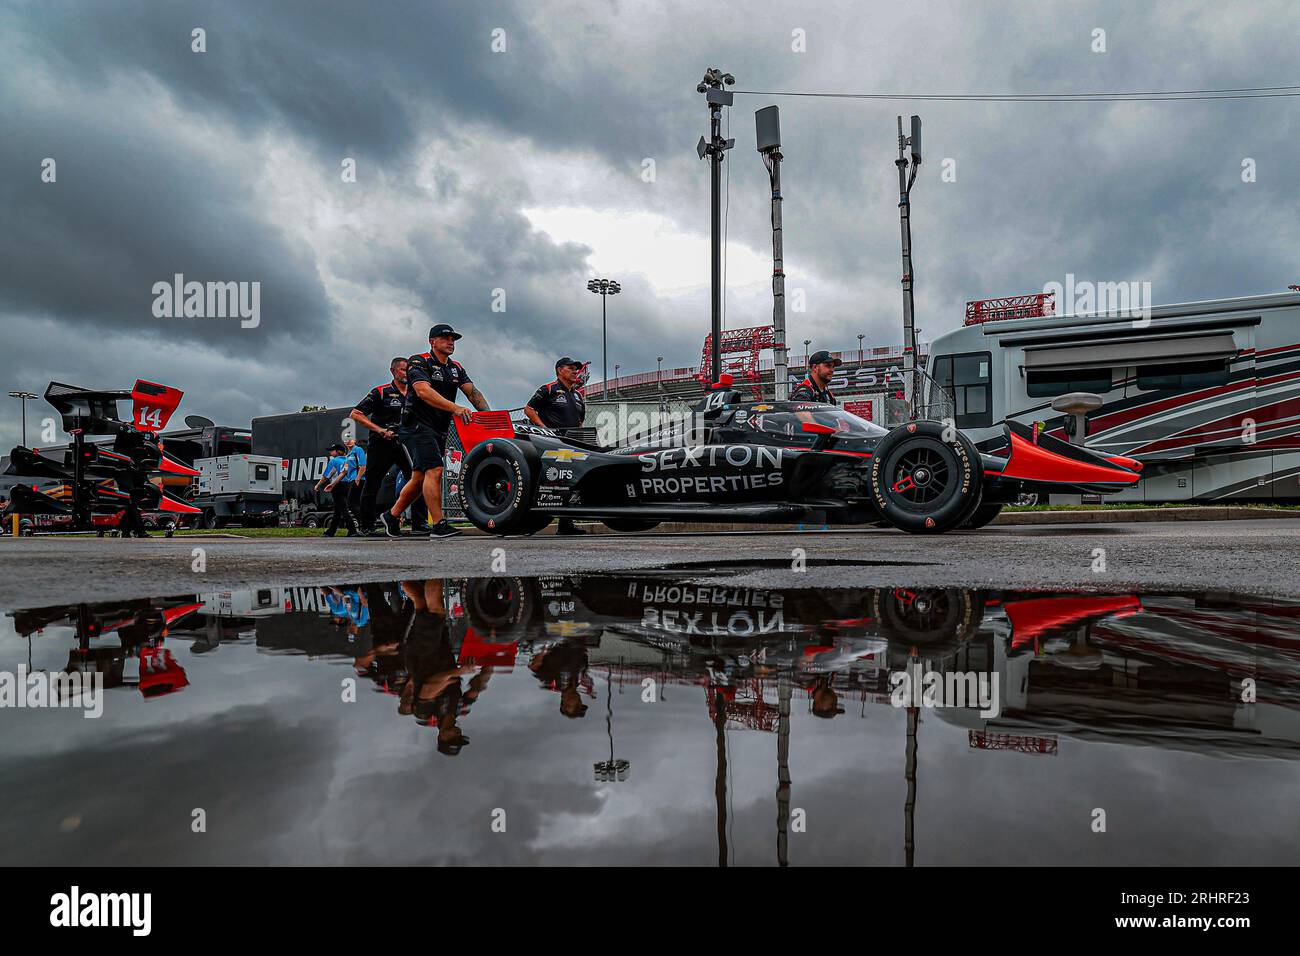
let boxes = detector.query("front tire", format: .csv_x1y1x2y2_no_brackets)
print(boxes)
869,421,983,534
460,439,539,535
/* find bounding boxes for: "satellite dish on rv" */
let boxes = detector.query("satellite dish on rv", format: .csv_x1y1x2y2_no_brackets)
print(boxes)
184,415,215,429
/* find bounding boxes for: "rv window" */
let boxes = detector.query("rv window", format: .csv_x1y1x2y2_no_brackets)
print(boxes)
1026,368,1113,398
1136,359,1229,392
932,351,992,427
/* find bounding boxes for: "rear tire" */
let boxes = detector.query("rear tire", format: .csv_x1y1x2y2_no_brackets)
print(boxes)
869,421,982,534
303,515,320,529
460,439,539,535
962,500,1005,530
602,519,660,533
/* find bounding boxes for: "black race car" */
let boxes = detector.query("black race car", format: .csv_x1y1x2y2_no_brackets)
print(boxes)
453,381,1142,535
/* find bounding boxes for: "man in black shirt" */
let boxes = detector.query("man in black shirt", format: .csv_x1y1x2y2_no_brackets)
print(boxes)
383,323,491,539
790,349,842,405
349,357,427,535
525,357,587,535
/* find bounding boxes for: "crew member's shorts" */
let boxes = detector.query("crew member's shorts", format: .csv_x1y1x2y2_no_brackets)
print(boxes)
401,426,445,471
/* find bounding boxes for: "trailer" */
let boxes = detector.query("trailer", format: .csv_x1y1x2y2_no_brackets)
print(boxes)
923,291,1300,503
251,407,361,527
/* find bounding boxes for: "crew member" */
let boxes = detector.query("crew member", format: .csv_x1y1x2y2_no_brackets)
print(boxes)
525,356,587,536
316,443,360,537
383,323,490,539
350,359,433,534
343,435,366,525
790,350,842,405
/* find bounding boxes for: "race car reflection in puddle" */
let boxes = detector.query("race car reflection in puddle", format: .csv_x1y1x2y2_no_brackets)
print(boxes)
5,579,1300,865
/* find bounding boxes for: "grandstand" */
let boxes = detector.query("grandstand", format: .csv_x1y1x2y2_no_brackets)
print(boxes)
585,342,929,409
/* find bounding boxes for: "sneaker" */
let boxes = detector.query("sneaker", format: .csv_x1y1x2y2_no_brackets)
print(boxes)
379,512,403,537
429,520,462,539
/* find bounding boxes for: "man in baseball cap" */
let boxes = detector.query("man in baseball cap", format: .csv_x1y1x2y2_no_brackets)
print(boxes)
790,349,842,405
525,357,588,535
381,323,491,539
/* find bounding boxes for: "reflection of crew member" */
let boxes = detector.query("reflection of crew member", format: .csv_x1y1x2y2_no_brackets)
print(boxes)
385,324,491,540
809,674,846,719
525,357,588,536
790,350,841,405
399,579,477,754
350,358,429,535
529,638,591,718
355,582,409,689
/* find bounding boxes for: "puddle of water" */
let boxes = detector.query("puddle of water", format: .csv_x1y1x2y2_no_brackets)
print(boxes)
2,579,1299,866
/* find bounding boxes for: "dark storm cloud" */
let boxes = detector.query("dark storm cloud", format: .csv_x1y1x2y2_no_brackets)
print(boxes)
1,0,1297,448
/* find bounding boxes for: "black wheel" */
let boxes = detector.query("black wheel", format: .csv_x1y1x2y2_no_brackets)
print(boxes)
875,587,981,653
514,512,554,536
602,519,660,533
1013,490,1045,507
461,577,541,641
303,515,320,529
868,421,983,534
459,440,538,535
962,501,1005,530
163,520,177,538
202,509,219,530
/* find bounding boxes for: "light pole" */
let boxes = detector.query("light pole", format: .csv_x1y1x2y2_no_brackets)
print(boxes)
586,278,621,400
8,391,39,446
857,334,865,365
697,67,735,386
895,114,922,408
803,339,811,369
613,364,620,398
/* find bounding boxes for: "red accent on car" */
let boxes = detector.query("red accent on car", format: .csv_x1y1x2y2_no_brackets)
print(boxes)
801,422,836,435
1104,454,1143,473
158,452,201,477
1001,429,1140,485
157,494,202,514
1004,595,1141,651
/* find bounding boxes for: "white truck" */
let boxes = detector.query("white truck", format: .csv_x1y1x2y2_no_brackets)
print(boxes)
191,454,284,528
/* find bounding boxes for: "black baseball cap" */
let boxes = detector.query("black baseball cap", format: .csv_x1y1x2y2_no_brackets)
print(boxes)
808,350,842,367
327,442,345,453
428,323,462,340
555,356,583,368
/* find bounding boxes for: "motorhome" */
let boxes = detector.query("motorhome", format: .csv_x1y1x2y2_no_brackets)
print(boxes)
924,291,1300,503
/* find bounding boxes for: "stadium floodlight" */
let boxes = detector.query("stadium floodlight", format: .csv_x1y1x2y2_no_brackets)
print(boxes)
7,390,39,446
586,279,621,399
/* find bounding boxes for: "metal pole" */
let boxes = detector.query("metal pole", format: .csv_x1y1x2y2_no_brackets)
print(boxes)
714,687,729,868
766,151,789,401
710,101,723,385
20,399,27,446
896,117,917,409
776,675,791,867
602,292,608,401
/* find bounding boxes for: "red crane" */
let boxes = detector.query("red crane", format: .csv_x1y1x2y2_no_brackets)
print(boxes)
696,325,779,398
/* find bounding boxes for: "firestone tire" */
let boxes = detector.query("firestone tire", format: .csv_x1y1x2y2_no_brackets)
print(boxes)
460,440,538,535
869,420,983,535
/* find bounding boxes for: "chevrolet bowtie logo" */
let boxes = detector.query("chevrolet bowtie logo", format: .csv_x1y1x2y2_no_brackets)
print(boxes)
542,449,589,462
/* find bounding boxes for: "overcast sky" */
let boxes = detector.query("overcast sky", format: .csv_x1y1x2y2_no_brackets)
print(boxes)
2,0,1297,447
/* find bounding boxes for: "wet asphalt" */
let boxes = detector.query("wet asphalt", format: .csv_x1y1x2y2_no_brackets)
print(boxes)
3,518,1299,608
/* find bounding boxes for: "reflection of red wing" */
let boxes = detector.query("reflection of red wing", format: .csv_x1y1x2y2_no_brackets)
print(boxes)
1005,595,1141,651
138,646,189,698
459,628,517,667
131,380,184,433
162,603,204,627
